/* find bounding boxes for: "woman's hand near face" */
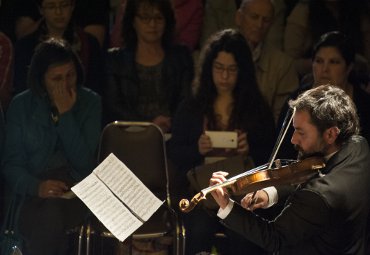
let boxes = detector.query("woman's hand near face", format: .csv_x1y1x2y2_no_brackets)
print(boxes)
50,83,77,114
236,131,249,156
198,133,213,155
38,180,69,198
44,61,78,115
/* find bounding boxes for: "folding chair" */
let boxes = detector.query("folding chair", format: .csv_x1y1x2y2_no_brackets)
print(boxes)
85,121,184,255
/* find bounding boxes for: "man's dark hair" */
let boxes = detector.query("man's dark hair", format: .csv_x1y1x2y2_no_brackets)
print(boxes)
289,85,360,145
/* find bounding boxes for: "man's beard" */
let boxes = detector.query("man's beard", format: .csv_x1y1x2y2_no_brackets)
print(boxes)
294,144,326,160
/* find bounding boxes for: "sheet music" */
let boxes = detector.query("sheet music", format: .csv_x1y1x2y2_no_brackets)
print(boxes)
71,153,163,242
71,174,142,242
93,153,163,221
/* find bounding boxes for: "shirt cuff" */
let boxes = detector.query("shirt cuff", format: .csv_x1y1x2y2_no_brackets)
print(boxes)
217,199,234,219
262,186,278,208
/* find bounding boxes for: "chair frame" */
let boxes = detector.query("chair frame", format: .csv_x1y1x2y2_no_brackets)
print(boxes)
79,121,184,255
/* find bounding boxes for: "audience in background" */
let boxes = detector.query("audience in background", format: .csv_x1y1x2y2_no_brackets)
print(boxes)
263,0,287,50
235,0,299,122
169,29,275,255
200,0,288,51
13,0,104,95
110,0,203,52
199,0,239,49
2,38,101,255
103,0,194,133
277,31,370,160
1,0,109,47
0,0,37,42
172,0,204,52
110,0,127,48
71,0,109,47
284,0,370,77
0,31,13,111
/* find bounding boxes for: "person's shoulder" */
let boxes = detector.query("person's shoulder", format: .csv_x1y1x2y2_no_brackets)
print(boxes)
166,44,193,67
11,90,33,102
0,32,12,46
79,87,100,100
263,44,294,61
353,84,370,102
347,135,369,152
176,96,199,113
167,44,191,56
288,1,309,18
106,47,133,61
260,44,295,69
15,30,38,48
82,31,101,48
7,90,35,112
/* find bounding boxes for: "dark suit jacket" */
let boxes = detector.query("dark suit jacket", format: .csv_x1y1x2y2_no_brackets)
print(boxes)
222,135,370,254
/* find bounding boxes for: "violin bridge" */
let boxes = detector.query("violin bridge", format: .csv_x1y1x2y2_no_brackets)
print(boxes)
275,159,282,168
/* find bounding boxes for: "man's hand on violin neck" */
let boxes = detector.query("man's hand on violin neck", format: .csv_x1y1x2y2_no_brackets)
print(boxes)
241,190,269,211
210,171,230,209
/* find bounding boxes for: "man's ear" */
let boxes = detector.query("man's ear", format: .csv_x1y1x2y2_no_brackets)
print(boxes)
324,126,340,145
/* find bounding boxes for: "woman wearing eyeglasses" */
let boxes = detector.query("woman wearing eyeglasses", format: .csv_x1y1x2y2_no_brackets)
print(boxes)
13,0,104,96
169,29,276,255
103,0,194,133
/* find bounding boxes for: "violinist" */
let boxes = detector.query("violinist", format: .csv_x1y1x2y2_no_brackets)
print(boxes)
210,85,370,254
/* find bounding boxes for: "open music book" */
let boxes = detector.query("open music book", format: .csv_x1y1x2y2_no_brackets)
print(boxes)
71,153,164,242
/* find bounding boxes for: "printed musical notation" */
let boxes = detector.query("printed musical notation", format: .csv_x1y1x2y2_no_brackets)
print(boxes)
71,153,163,242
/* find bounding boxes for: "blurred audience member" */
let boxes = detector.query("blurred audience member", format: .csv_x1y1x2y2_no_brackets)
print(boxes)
0,0,38,42
110,0,127,48
1,0,108,47
0,31,13,111
200,0,287,50
13,0,104,95
284,0,370,77
72,0,109,47
169,29,275,255
236,0,299,122
199,0,239,48
2,38,101,255
104,0,194,133
264,0,287,50
110,0,203,52
172,0,204,51
277,31,370,159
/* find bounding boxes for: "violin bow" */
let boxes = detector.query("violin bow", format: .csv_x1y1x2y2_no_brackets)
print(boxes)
249,107,296,204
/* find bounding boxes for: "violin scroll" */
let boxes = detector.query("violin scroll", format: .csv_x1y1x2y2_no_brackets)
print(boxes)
179,192,206,212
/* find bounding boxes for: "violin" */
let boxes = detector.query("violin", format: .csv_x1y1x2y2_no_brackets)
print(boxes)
178,108,326,213
179,157,326,212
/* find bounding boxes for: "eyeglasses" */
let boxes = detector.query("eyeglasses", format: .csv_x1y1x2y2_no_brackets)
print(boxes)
42,2,72,12
136,14,165,24
213,63,238,75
